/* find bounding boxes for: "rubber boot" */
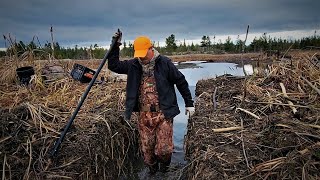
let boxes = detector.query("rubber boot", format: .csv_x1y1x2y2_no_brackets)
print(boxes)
159,156,171,173
148,162,158,175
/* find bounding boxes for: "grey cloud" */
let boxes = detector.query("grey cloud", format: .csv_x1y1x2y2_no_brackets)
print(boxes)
0,0,319,47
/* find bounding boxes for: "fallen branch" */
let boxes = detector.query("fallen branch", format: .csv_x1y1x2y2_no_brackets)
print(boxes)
249,101,318,110
46,174,73,179
240,117,250,169
298,142,320,155
198,91,211,99
280,83,298,115
212,126,243,133
301,123,320,129
50,157,82,170
23,138,32,180
111,132,119,138
213,87,218,111
0,136,12,143
280,43,294,60
300,76,320,96
293,121,320,129
275,124,292,129
252,157,286,172
236,108,261,120
305,53,320,69
2,154,6,180
295,133,320,140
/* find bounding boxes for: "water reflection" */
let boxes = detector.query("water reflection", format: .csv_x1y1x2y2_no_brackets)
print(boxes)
174,61,206,69
178,61,248,86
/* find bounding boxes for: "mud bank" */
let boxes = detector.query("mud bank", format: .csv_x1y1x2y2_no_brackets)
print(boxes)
184,56,320,179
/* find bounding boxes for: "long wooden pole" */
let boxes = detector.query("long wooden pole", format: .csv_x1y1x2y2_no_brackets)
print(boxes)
50,25,55,60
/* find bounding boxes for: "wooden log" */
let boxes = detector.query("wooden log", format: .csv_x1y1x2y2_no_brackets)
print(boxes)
212,126,243,133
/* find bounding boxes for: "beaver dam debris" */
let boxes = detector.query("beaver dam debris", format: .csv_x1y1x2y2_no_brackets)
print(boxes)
0,60,140,179
184,55,320,179
1,50,319,179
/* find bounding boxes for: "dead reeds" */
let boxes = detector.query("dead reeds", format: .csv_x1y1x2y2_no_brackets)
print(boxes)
0,60,140,179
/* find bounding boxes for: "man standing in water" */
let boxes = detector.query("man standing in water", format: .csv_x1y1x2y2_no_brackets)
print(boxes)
108,30,195,174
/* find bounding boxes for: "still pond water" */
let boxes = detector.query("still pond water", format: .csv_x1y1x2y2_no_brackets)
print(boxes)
172,61,253,165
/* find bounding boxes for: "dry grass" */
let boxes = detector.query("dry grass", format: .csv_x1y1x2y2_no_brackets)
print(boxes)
0,58,140,179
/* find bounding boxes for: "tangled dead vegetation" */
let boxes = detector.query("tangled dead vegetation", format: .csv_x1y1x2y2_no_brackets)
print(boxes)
185,53,320,179
0,60,140,179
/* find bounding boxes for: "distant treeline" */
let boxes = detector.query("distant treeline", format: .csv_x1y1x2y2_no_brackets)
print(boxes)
1,33,320,59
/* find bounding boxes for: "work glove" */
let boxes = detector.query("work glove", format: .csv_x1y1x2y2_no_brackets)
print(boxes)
185,107,195,117
112,29,122,46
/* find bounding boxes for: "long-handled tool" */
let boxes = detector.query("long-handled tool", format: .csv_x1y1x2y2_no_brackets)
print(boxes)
50,29,121,157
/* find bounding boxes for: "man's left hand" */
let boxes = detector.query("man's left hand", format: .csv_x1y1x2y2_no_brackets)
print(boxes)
185,107,195,117
112,29,122,46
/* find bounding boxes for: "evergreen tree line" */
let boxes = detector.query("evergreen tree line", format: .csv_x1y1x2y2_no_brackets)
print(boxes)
1,33,320,59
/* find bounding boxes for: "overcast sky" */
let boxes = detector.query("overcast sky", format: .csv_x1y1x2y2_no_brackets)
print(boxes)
0,0,319,48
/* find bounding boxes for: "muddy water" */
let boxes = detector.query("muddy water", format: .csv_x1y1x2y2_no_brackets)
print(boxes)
134,61,253,179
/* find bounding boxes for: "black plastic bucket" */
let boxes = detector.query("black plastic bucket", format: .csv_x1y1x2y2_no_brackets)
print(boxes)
16,66,35,85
